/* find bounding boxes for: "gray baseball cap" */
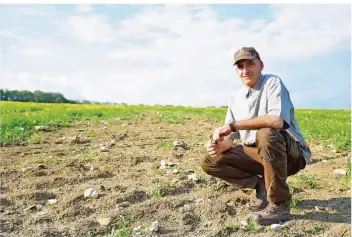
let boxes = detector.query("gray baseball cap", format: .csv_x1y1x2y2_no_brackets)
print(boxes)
233,47,261,66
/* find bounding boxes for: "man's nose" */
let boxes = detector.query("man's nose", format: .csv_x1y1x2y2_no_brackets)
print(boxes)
243,66,250,73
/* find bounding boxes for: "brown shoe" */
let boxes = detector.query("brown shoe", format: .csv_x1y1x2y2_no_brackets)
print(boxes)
246,177,268,211
251,200,291,225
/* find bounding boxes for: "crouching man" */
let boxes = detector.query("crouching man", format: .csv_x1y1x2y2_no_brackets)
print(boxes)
200,47,311,225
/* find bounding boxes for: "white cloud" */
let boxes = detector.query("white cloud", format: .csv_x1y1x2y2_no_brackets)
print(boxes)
76,4,95,13
64,14,115,43
2,4,350,108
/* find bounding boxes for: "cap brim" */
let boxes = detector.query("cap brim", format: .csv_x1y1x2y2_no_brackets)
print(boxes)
233,55,256,66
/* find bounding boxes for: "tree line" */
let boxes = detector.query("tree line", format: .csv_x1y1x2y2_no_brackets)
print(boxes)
0,89,71,103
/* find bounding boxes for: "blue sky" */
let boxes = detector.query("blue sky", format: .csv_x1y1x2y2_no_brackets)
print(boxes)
0,4,350,109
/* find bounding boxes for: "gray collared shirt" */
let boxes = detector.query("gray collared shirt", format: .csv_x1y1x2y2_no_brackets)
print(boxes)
225,74,311,162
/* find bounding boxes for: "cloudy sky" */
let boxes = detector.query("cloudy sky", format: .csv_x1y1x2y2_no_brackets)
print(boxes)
0,4,350,108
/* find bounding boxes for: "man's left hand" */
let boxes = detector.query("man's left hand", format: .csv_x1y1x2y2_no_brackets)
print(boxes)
212,124,232,142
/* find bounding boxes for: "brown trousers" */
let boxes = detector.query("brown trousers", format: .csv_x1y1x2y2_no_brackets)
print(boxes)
200,128,306,203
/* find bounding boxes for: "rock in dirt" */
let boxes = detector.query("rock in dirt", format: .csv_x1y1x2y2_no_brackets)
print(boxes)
176,153,184,159
117,201,130,208
172,169,179,174
270,224,285,231
109,139,117,147
183,204,192,212
334,169,347,175
47,199,57,205
173,140,188,149
322,160,328,163
100,146,109,152
239,220,249,230
34,126,50,132
97,217,111,226
133,225,142,232
70,134,91,144
187,173,200,182
36,164,47,169
84,188,99,198
160,160,166,169
90,165,99,171
149,220,159,232
35,211,51,221
21,167,33,172
119,133,127,140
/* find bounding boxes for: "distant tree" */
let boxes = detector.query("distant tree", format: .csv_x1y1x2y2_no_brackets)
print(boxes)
0,89,70,103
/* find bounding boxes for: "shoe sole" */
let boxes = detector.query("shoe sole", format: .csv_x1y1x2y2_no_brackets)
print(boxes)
256,213,290,225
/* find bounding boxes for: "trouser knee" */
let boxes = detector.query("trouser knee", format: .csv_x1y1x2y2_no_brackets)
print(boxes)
200,154,212,174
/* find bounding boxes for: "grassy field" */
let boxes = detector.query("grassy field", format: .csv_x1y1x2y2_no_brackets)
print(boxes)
1,101,350,152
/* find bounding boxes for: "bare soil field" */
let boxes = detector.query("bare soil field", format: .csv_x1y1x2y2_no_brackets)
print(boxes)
1,113,350,237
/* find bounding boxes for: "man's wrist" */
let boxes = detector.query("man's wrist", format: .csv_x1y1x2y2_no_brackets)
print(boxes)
228,122,237,132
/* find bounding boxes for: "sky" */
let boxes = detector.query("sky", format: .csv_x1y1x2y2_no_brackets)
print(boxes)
0,4,350,109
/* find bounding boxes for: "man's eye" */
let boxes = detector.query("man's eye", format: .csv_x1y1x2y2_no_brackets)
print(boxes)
237,65,244,69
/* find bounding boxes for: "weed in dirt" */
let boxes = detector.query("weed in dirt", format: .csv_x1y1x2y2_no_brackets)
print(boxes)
248,221,257,232
225,219,256,232
310,225,322,233
159,141,174,149
87,231,94,237
28,133,45,144
151,189,163,199
290,172,322,189
346,157,351,182
290,197,301,213
225,219,242,231
104,216,133,237
151,180,174,198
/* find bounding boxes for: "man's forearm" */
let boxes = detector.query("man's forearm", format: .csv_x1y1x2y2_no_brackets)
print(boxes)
233,114,284,131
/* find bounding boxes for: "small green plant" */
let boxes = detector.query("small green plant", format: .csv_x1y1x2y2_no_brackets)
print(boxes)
104,216,133,237
151,180,174,199
248,221,257,232
290,197,301,213
87,231,94,237
346,158,351,182
151,189,163,199
291,172,321,189
28,133,44,144
225,219,241,231
310,225,321,233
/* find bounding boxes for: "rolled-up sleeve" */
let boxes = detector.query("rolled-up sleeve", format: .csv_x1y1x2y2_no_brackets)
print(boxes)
225,98,241,140
267,77,292,129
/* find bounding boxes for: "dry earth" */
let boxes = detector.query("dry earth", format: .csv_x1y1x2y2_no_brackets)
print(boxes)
0,113,350,237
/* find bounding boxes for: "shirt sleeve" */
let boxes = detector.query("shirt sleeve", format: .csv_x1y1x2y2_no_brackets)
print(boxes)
267,77,292,129
225,97,241,140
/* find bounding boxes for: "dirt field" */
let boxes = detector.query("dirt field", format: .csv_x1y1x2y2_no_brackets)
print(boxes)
0,113,350,237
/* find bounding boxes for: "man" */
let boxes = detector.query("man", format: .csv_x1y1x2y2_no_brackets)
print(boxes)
200,47,311,225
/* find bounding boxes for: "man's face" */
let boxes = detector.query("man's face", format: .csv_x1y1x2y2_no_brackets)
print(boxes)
235,58,264,88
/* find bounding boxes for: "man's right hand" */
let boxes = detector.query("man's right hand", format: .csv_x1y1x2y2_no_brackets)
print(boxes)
205,135,234,158
205,138,220,158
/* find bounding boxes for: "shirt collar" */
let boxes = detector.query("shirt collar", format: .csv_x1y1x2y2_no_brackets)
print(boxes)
243,74,265,98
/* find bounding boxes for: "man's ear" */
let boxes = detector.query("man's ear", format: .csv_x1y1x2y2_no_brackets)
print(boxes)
260,61,264,71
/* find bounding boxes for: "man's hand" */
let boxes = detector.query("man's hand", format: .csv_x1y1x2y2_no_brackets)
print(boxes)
205,134,234,158
212,124,232,142
205,138,220,158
